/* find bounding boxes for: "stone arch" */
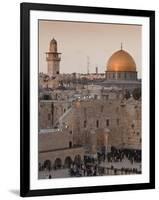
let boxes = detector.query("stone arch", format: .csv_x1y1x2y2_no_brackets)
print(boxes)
54,158,62,169
74,154,82,166
64,156,72,168
43,160,52,170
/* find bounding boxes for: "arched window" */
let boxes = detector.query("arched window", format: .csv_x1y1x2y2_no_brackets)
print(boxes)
43,160,52,170
64,157,72,168
54,158,62,169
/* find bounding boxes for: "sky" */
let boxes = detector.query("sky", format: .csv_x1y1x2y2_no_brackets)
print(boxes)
39,20,142,78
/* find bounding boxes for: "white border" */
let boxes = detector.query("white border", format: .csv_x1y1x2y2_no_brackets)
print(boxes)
30,10,150,190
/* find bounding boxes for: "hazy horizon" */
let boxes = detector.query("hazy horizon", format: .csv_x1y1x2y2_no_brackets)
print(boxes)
39,20,142,78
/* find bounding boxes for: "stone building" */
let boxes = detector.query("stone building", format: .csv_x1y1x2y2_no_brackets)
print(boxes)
38,39,141,172
38,91,141,169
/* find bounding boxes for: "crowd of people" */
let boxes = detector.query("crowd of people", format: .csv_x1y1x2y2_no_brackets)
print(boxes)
69,147,141,177
39,147,141,178
69,155,99,177
107,147,141,164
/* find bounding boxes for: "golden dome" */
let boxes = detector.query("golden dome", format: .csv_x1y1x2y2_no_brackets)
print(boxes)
107,50,136,72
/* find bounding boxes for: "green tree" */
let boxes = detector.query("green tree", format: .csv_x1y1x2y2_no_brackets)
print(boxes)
132,88,141,100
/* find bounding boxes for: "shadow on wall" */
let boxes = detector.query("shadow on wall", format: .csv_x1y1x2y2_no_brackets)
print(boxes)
9,190,19,196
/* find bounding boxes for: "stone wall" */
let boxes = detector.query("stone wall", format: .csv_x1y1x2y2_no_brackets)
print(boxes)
39,96,141,165
39,100,72,129
39,129,73,151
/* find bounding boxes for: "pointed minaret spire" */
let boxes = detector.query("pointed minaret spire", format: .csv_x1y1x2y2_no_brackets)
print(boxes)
121,42,123,50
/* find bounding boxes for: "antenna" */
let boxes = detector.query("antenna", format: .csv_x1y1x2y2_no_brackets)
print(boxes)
121,42,123,50
87,56,90,74
95,65,98,74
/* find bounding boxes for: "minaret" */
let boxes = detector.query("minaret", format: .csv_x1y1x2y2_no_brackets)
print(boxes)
46,38,61,76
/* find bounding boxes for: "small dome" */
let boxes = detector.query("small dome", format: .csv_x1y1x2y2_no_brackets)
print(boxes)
107,50,136,72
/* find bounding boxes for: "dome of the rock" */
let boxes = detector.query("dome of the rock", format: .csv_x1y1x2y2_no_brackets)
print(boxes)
107,50,136,72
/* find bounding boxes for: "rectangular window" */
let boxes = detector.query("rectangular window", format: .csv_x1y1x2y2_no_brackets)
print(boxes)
117,118,119,125
106,119,109,127
84,120,87,128
69,141,72,148
96,120,99,128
